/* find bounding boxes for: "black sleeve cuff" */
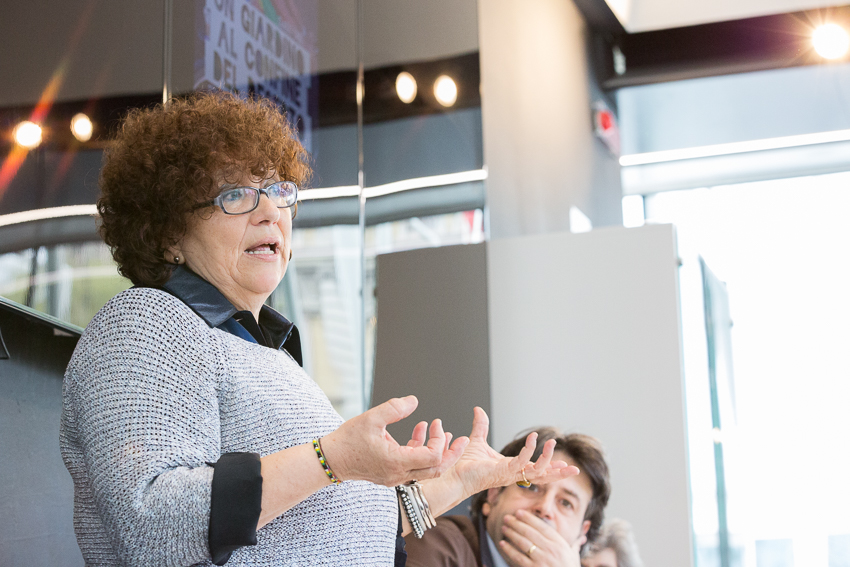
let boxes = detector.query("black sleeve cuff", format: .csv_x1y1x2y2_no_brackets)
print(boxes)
208,452,263,565
395,505,408,567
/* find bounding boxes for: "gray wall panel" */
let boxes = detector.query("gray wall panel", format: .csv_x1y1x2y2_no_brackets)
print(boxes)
372,243,490,443
487,225,692,567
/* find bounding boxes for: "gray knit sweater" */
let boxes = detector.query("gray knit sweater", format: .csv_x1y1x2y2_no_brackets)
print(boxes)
60,288,397,566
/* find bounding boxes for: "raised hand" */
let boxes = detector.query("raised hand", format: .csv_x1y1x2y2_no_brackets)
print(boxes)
320,395,469,486
448,407,580,497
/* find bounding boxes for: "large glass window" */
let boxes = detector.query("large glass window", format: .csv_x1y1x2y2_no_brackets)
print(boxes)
0,242,129,330
0,1,484,417
268,208,484,418
645,172,850,567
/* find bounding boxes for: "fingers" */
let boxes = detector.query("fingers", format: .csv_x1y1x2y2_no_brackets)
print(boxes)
441,435,469,469
406,435,469,480
511,432,538,474
501,520,537,559
407,421,428,447
510,510,560,542
469,406,490,441
504,511,580,566
500,523,577,567
443,432,453,454
567,531,586,560
396,419,452,472
364,398,483,482
425,419,447,453
525,465,580,488
498,537,534,567
371,395,419,426
398,444,443,469
529,438,556,473
524,440,581,485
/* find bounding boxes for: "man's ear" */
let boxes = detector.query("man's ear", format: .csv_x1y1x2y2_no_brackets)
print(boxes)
581,519,591,537
482,487,503,517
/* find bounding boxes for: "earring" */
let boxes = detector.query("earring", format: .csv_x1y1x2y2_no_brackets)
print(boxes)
174,256,180,264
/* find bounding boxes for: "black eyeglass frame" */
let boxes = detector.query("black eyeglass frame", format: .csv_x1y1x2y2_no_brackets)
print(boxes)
194,180,299,215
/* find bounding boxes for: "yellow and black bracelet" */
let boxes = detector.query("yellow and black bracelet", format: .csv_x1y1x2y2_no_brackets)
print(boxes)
312,438,342,484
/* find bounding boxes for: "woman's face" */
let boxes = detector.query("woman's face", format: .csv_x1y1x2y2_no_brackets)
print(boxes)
172,171,292,315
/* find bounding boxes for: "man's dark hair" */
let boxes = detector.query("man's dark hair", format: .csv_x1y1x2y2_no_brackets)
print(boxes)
470,428,611,545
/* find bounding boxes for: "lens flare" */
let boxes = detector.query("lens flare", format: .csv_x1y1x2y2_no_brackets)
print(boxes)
70,113,93,142
813,23,850,60
0,0,96,198
14,121,43,149
396,72,417,104
434,75,458,107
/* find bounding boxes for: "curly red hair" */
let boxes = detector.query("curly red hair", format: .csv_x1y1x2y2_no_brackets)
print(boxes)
98,90,311,286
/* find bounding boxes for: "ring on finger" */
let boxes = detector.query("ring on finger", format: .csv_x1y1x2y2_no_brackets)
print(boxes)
527,544,537,557
516,465,531,488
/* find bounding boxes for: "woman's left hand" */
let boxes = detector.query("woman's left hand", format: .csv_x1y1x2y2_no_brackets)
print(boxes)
441,407,580,499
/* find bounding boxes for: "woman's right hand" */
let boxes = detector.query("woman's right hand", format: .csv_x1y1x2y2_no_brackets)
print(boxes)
319,395,469,486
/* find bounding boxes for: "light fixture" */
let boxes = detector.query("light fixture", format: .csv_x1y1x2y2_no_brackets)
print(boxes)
13,121,42,149
813,23,850,60
619,128,850,166
70,113,93,142
433,75,458,107
298,169,488,201
395,72,417,104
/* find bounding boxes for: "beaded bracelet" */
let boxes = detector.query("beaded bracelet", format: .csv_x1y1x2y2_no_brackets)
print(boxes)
396,481,435,538
408,481,436,529
312,438,342,485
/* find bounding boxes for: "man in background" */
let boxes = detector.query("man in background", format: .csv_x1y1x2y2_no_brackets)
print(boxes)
405,428,611,567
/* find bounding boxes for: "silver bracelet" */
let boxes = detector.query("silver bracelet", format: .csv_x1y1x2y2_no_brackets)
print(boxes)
407,481,436,529
396,484,425,538
396,481,435,538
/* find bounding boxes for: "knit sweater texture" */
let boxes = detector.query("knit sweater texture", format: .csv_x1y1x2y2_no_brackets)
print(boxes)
60,287,397,566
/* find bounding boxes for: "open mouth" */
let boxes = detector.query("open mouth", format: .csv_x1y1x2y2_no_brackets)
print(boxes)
245,242,278,255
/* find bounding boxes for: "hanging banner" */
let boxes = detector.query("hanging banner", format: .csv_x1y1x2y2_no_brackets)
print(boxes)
195,0,317,151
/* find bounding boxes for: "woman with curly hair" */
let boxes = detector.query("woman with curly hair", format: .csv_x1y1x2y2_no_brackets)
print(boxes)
59,90,578,567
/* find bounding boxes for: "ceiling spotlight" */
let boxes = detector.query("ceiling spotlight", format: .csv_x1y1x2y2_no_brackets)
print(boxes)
813,23,850,60
14,121,42,149
434,75,458,107
396,72,417,104
70,113,93,142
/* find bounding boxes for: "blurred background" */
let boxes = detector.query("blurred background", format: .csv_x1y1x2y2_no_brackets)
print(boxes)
1,1,849,566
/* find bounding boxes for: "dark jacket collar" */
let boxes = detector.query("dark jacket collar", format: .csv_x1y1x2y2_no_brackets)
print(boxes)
479,514,497,567
162,265,301,363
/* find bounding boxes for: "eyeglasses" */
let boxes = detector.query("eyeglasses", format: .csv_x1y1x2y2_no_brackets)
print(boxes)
194,180,298,215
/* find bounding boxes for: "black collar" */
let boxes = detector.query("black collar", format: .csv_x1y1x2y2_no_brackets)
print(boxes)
478,515,496,567
162,266,301,363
